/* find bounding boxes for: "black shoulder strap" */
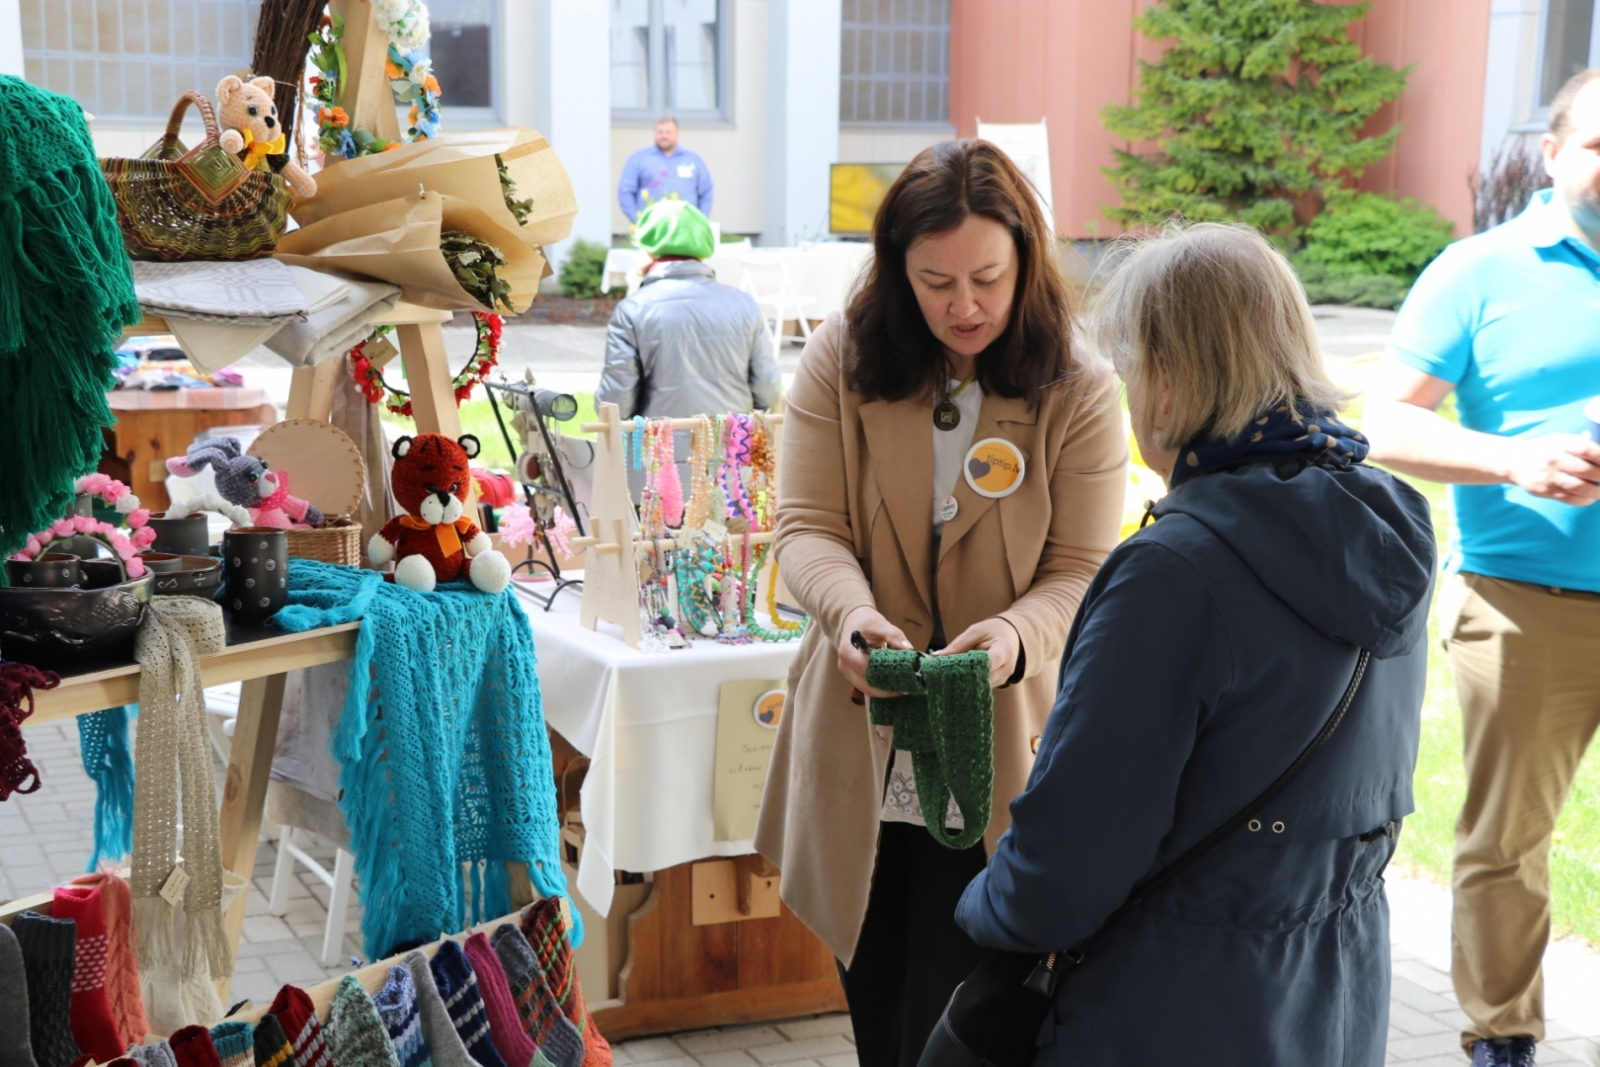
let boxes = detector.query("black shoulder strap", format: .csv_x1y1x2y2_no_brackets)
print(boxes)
1067,647,1373,964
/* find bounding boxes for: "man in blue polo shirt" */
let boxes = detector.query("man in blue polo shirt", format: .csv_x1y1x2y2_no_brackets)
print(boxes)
1367,68,1600,1067
617,115,714,224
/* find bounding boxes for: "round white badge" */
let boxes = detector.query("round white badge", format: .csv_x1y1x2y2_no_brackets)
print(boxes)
752,690,786,730
939,496,959,523
963,438,1026,499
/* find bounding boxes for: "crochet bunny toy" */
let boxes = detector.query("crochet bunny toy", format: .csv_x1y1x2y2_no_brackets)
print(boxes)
215,75,317,200
370,434,511,594
166,438,325,529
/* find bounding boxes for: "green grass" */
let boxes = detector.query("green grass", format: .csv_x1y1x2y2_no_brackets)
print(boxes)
379,392,601,474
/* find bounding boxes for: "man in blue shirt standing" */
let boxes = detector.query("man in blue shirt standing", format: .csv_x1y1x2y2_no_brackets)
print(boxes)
1367,68,1600,1067
617,115,714,224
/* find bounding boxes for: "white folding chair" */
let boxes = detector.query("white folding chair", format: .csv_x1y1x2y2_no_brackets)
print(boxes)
269,825,357,967
738,254,817,358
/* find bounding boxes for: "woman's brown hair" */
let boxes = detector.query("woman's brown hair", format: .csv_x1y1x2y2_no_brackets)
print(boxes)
845,139,1077,404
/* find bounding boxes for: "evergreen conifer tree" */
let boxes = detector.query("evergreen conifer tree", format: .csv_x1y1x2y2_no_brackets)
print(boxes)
1103,0,1408,232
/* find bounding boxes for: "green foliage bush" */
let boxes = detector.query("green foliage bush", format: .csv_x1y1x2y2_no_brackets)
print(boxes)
1298,190,1454,283
1103,0,1408,233
1291,259,1409,310
558,239,610,299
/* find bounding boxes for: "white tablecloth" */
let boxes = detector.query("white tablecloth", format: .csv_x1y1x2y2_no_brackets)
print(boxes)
523,581,802,916
601,242,874,322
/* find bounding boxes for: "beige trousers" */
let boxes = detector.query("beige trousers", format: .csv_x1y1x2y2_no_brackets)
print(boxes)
1447,572,1600,1047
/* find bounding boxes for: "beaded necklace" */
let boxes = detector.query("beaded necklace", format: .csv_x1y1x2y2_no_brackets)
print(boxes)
685,415,715,530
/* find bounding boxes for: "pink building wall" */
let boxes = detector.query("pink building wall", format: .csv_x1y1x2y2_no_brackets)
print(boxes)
949,0,1491,239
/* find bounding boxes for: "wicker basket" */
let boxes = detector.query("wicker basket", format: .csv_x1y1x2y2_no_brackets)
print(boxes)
284,516,362,566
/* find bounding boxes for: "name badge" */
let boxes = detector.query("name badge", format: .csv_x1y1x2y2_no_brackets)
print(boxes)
677,163,696,178
964,438,1026,499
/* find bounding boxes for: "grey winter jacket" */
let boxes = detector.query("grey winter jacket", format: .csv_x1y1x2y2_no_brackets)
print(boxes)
956,453,1435,1066
596,259,781,419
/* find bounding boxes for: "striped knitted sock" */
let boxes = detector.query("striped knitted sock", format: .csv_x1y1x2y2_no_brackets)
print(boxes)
51,884,126,1062
0,922,40,1067
402,952,473,1067
169,1025,224,1067
252,1015,295,1067
489,926,582,1067
13,912,83,1067
209,1021,253,1067
324,976,400,1067
267,987,330,1067
68,873,150,1050
430,941,506,1067
129,1039,178,1067
521,902,610,1067
371,966,431,1067
463,932,537,1067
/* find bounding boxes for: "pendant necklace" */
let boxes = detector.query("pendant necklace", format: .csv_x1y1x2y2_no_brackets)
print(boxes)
934,374,978,431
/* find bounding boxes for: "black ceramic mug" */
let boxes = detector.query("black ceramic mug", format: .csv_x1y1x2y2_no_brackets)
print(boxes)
147,512,212,556
6,553,82,588
223,527,288,621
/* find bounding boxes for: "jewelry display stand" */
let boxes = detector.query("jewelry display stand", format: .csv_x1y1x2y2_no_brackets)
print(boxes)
570,402,786,649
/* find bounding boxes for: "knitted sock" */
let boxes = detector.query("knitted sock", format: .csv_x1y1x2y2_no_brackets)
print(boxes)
403,952,474,1067
371,966,430,1067
169,1026,224,1067
129,1039,178,1067
267,987,330,1067
0,922,40,1067
252,1015,295,1067
463,933,536,1067
52,883,127,1061
489,926,582,1067
209,1022,254,1067
324,976,400,1067
521,902,609,1067
13,913,82,1067
430,941,506,1067
69,872,150,1046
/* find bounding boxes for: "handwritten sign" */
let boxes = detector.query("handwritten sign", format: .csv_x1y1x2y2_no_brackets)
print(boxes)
713,679,787,842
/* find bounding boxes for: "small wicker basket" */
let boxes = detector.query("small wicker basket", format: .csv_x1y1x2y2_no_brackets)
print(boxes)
284,516,362,566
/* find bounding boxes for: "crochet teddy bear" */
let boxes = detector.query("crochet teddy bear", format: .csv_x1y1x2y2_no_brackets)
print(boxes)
370,434,511,594
214,75,317,200
167,438,325,529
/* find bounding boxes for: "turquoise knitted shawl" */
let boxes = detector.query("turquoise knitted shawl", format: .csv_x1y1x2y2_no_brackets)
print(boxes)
274,560,576,957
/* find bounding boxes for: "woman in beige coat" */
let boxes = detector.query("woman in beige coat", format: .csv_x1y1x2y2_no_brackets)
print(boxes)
754,141,1126,1067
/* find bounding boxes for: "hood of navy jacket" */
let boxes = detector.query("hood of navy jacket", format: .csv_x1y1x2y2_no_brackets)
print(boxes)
1151,457,1435,659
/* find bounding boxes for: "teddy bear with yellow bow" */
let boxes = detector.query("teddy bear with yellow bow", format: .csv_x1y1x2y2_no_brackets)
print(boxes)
215,75,317,200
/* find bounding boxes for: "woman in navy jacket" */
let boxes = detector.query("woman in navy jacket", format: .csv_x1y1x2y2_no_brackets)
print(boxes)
954,223,1435,1066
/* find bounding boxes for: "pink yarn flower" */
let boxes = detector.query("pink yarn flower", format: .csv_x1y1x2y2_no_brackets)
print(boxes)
132,527,157,549
498,504,537,548
72,515,95,532
125,557,146,579
51,519,74,538
128,508,150,528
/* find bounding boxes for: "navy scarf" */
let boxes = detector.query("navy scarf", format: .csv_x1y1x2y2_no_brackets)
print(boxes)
1169,402,1369,488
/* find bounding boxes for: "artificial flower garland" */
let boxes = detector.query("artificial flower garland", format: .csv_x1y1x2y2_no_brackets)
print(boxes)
308,1,441,160
349,312,503,417
11,517,151,580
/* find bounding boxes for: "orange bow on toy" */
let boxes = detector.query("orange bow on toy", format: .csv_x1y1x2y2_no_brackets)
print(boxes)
398,514,475,558
238,128,286,171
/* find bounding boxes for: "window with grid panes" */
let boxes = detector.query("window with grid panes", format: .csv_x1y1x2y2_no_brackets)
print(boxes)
421,0,495,112
1539,0,1600,109
20,0,260,123
839,0,950,127
610,0,726,120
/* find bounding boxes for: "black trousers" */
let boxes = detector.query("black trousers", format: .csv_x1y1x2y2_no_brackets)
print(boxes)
839,821,989,1067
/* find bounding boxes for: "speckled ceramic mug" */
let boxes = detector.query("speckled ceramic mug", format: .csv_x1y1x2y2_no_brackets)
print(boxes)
223,527,288,621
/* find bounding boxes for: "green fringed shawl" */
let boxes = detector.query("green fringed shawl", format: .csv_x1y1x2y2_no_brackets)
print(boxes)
0,75,140,560
867,649,995,850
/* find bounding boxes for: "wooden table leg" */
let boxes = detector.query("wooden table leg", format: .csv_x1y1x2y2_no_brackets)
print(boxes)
396,321,463,438
216,672,288,1001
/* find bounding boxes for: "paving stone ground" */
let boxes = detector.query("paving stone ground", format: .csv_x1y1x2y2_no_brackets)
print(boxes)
9,715,1600,1064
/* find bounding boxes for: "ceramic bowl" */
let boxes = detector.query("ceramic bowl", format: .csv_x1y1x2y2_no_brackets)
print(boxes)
150,555,222,598
0,573,153,667
137,552,186,573
5,553,83,589
146,512,212,556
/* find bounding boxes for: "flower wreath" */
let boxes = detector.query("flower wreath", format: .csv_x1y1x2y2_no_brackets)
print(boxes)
75,475,155,541
308,0,441,160
11,517,151,580
349,312,503,417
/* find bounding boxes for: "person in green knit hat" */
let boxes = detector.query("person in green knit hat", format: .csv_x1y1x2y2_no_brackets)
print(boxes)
596,200,780,496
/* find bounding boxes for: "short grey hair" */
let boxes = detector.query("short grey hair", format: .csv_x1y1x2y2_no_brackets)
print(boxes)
1091,222,1348,450
656,114,679,128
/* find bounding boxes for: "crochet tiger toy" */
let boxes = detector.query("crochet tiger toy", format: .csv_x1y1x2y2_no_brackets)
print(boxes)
369,433,511,594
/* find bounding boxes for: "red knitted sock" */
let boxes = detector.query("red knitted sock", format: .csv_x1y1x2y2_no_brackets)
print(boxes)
51,884,125,1061
464,931,538,1067
169,1026,223,1067
268,985,331,1067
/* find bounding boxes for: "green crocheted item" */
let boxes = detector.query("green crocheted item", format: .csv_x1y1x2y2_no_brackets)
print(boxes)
867,649,994,850
0,75,140,561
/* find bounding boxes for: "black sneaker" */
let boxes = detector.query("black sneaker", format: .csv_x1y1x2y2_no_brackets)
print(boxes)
1470,1037,1536,1067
